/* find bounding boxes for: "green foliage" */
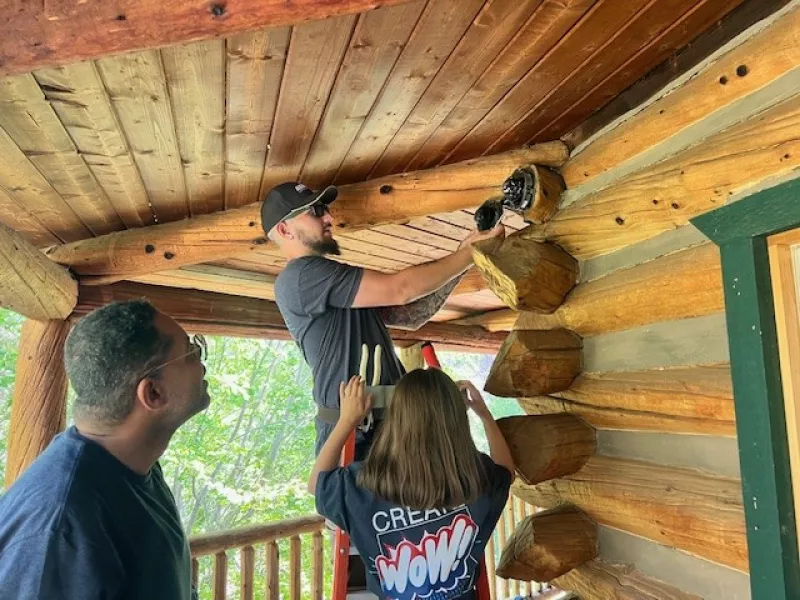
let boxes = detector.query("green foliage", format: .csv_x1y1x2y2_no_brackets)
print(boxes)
0,309,24,486
0,309,521,598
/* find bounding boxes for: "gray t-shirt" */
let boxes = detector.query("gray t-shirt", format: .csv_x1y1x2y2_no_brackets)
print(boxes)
275,256,405,452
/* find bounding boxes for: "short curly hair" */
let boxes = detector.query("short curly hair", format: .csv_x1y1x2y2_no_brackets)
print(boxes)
65,300,173,424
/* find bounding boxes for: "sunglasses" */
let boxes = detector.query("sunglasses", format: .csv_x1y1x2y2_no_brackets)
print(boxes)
143,334,207,378
284,202,330,223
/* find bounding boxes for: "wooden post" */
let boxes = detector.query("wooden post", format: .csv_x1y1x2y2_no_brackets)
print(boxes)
213,552,227,600
497,414,595,485
240,545,255,600
472,229,577,313
485,329,581,397
290,535,301,600
312,530,324,600
5,319,70,487
497,505,597,582
523,165,566,225
0,221,77,321
266,540,279,600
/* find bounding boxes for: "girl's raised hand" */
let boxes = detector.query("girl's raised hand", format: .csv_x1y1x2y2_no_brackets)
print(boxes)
457,380,492,420
339,376,373,429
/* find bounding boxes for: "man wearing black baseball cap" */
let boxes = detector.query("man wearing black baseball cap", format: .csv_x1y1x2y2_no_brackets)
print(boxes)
264,181,504,458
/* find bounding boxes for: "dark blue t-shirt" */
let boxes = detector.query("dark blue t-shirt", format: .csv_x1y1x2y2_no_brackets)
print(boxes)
0,426,193,600
316,454,512,599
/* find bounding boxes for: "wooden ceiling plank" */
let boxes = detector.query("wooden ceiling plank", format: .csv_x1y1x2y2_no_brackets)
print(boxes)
0,188,62,247
405,216,472,242
0,0,415,78
162,40,226,217
343,228,450,261
500,0,746,150
0,125,91,243
333,0,486,185
404,0,594,172
0,75,126,235
299,2,426,189
372,223,461,252
97,51,190,223
546,93,800,259
33,62,155,229
225,28,291,210
336,235,421,266
369,0,544,179
445,0,653,165
258,15,357,197
532,0,747,144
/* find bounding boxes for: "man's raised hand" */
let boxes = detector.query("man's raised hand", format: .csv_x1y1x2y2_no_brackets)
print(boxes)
458,222,505,252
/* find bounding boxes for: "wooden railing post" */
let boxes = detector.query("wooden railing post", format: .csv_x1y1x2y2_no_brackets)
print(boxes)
240,545,255,600
312,530,324,600
5,318,70,487
266,540,279,600
191,558,199,592
213,552,227,600
485,537,497,599
497,509,509,600
290,535,301,600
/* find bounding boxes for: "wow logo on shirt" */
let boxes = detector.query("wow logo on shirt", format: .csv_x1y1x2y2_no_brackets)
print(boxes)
375,511,478,600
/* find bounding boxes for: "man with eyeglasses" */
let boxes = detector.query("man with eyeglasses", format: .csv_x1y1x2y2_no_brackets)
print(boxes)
262,182,504,458
0,300,209,599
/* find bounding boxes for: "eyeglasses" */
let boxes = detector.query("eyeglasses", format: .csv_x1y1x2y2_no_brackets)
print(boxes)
143,334,207,378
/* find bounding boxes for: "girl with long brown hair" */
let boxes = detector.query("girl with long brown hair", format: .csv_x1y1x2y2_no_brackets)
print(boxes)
308,368,515,600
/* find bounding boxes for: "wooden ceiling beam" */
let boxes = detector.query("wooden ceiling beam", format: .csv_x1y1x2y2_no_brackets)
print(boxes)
44,143,567,282
0,221,77,321
0,0,416,78
71,281,507,352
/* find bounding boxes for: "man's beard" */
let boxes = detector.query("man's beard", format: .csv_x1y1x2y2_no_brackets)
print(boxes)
301,233,341,256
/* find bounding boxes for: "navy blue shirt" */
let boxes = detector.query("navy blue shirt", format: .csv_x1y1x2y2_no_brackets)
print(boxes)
316,454,512,599
0,427,192,600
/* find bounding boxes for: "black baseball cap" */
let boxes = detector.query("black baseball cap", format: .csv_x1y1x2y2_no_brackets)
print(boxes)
260,182,338,234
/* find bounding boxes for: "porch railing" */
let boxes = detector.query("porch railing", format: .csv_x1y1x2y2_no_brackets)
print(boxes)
190,499,547,599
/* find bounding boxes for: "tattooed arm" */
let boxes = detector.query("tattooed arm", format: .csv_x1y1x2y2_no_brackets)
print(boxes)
378,274,464,331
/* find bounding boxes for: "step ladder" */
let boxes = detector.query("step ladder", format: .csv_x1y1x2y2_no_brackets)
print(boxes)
331,342,491,599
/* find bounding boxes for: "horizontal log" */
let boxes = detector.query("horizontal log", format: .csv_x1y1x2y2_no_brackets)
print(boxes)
130,265,278,301
455,244,723,333
485,329,582,397
0,221,77,320
0,1,415,78
497,414,595,485
520,365,735,437
496,505,597,582
512,455,748,572
45,144,568,281
543,93,800,258
190,515,324,557
523,165,565,225
73,281,506,350
562,3,800,191
553,559,702,600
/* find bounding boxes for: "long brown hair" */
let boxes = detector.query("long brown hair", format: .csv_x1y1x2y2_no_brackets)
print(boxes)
357,368,488,510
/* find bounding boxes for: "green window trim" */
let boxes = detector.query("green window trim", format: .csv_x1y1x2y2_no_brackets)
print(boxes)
693,176,800,600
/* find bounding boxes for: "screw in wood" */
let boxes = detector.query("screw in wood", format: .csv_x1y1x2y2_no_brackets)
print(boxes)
379,185,393,195
210,4,226,17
